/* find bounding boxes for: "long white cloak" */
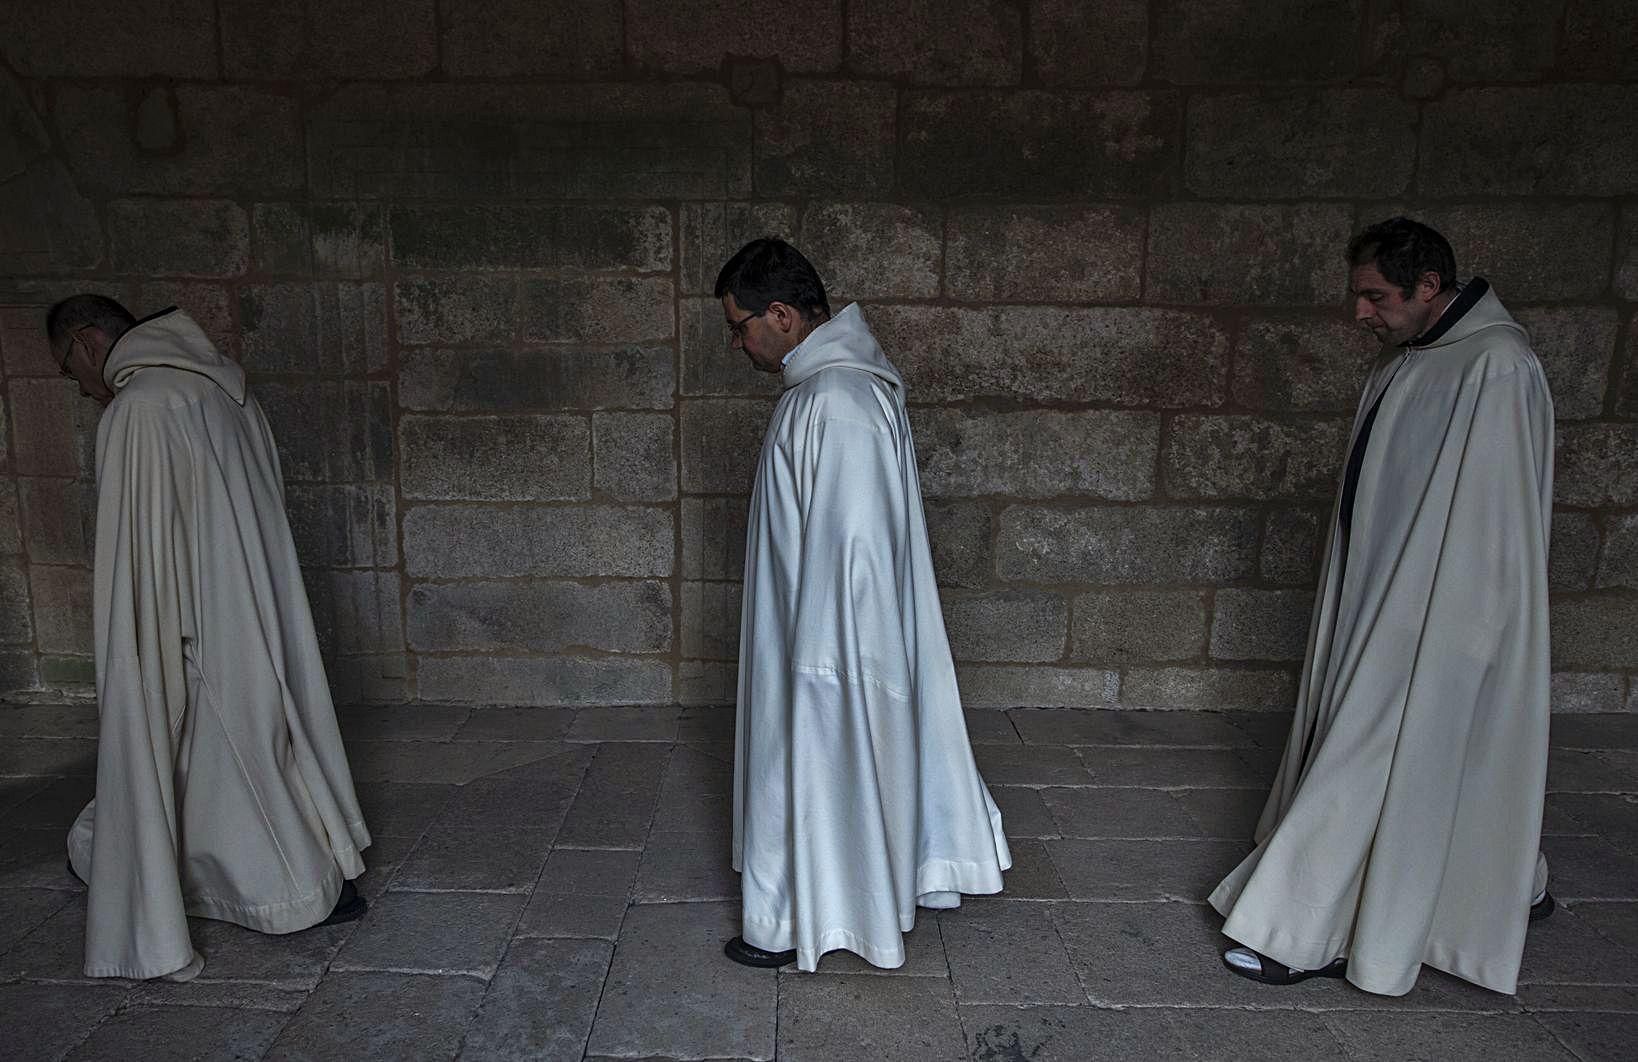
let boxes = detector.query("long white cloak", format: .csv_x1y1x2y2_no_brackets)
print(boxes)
732,304,1011,971
68,309,370,980
1209,282,1553,996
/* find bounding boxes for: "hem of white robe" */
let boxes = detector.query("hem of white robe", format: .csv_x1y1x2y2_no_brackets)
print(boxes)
83,947,201,981
184,860,344,935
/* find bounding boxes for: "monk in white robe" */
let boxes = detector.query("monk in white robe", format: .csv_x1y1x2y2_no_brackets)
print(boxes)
47,295,371,981
1209,219,1554,996
716,239,1010,971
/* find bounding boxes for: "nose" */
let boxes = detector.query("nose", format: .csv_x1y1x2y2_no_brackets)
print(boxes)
1353,298,1373,322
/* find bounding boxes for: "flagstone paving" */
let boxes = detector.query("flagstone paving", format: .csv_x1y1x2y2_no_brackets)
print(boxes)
2,702,1636,1061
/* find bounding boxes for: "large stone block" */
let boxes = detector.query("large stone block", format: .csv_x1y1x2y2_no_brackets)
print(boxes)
404,505,673,579
394,276,516,345
0,304,57,378
1565,0,1638,79
0,648,38,691
847,0,1021,84
408,580,671,654
595,412,676,502
1550,671,1626,713
1392,0,1558,82
308,83,751,200
677,660,735,706
1164,415,1351,501
520,277,673,343
1596,514,1638,591
1618,210,1638,302
945,205,1144,303
1120,666,1296,710
123,281,237,357
1186,90,1415,199
942,590,1068,663
416,655,673,706
389,205,671,272
1230,315,1375,412
327,653,410,704
1149,0,1361,82
1549,510,1599,593
681,497,749,581
755,80,897,197
1421,88,1638,197
8,378,98,478
627,0,841,73
1512,307,1618,421
680,299,783,398
995,505,1261,585
399,414,589,501
255,381,393,484
251,202,385,278
1551,596,1638,670
869,305,1230,406
19,478,97,567
0,159,102,274
109,200,248,278
955,664,1118,708
1555,424,1638,508
284,485,397,569
925,498,992,589
222,0,437,78
1028,0,1147,86
680,400,775,495
911,409,1159,500
1146,203,1353,305
303,569,405,657
1260,507,1326,586
1210,589,1313,662
900,90,1177,198
441,0,621,77
681,581,742,661
1,0,217,77
679,203,800,296
400,346,674,413
1619,316,1638,418
798,203,942,302
240,283,386,376
0,481,19,555
29,564,91,655
55,85,301,195
1071,591,1207,665
1402,203,1614,302
0,559,32,645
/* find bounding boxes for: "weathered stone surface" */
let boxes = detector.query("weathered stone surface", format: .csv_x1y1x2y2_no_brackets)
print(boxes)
1618,210,1638,302
962,1003,1187,1061
1325,1013,1579,1062
901,90,1177,198
223,0,437,79
1619,318,1638,418
401,346,674,413
677,660,736,705
628,0,841,73
1556,424,1638,508
6,379,98,478
123,281,237,355
870,305,1230,406
285,484,396,569
389,205,670,272
240,283,385,375
1597,514,1638,591
1210,588,1312,661
779,975,965,1060
924,499,992,589
66,1004,288,1062
251,201,383,278
266,972,487,1059
441,0,623,78
406,505,672,579
997,506,1261,584
308,83,751,200
680,581,741,661
521,277,673,343
1029,0,1148,86
1422,87,1638,197
1120,666,1295,709
679,202,800,295
28,565,90,655
799,202,942,301
1551,672,1627,713
304,570,405,656
943,590,1068,663
1147,203,1353,305
417,656,673,706
1550,510,1600,592
1512,307,1618,421
0,304,60,378
400,414,589,501
18,478,95,567
1552,596,1638,670
1149,0,1362,83
1565,0,1638,79
681,497,750,581
1395,0,1559,82
0,651,40,692
680,399,775,494
848,0,1021,84
394,276,514,345
408,580,671,654
1164,415,1350,501
0,482,19,556
1071,591,1207,664
594,412,676,502
458,937,612,1062
1187,90,1415,198
108,200,248,278
755,80,897,197
256,381,393,483
1231,314,1375,412
0,159,102,274
1405,203,1615,303
680,298,784,398
945,204,1144,303
0,983,128,1062
912,409,1159,500
55,85,301,195
1261,507,1326,585
957,665,1118,708
1,0,217,77
0,560,32,645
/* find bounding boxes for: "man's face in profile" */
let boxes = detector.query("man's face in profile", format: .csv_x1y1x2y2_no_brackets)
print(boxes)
722,294,783,374
54,326,116,407
1349,263,1440,347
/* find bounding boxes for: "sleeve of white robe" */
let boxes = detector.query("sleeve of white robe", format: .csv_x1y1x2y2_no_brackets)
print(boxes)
84,397,200,979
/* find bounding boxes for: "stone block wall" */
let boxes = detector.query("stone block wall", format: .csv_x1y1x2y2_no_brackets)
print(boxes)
0,0,1634,710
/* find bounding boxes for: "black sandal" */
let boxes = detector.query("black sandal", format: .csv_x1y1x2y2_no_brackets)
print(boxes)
1530,891,1556,921
724,935,796,968
1223,947,1347,985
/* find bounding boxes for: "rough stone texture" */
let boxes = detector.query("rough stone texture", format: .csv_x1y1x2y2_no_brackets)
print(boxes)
1421,87,1638,198
1029,0,1148,86
108,200,249,278
1231,315,1375,412
946,205,1145,302
942,590,1069,664
1,0,218,78
1071,591,1208,665
626,0,841,74
389,204,671,272
440,0,624,79
848,0,1022,85
1149,0,1363,84
1146,203,1354,305
755,80,897,198
1409,202,1615,302
1210,588,1313,662
252,201,384,278
400,415,590,501
1512,307,1620,421
400,346,674,413
997,506,1262,585
408,579,671,654
1164,416,1352,501
800,202,942,301
223,0,439,80
403,505,672,580
240,282,386,375
1556,424,1638,508
912,409,1158,500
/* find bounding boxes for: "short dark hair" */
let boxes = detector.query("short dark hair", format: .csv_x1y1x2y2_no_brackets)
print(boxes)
45,293,136,350
713,238,830,321
1346,217,1457,298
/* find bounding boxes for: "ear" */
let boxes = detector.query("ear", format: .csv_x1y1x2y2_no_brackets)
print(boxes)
769,301,800,334
1415,270,1443,303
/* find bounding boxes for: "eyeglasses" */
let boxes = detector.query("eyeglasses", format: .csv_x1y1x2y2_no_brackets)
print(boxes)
57,325,91,378
725,308,765,345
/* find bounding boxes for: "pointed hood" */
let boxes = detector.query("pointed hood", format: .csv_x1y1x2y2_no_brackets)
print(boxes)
103,308,246,404
780,303,904,391
1405,278,1526,352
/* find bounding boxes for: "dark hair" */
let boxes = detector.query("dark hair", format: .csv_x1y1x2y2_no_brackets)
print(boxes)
45,293,136,350
713,238,830,320
1346,217,1457,298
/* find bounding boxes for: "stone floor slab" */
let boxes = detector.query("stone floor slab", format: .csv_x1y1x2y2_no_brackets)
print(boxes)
0,826,81,889
1167,1007,1349,1060
515,891,630,940
0,703,101,738
1047,838,1248,901
338,705,471,742
1542,835,1638,900
989,785,1059,838
1221,709,1297,748
457,937,613,1062
1551,714,1638,750
64,1003,289,1062
777,974,965,1062
0,894,90,980
1170,786,1266,840
394,826,555,893
995,838,1070,900
1533,1010,1638,1061
346,740,578,785
352,781,455,839
1323,1012,1577,1061
1549,749,1634,793
567,705,681,743
677,705,735,742
1010,708,1250,747
941,900,1084,1005
0,737,96,777
633,830,737,902
810,917,948,977
555,746,669,848
453,705,575,742
1550,793,1638,854
1075,745,1269,788
0,885,76,953
587,901,776,1061
973,744,1090,786
131,979,311,1010
182,912,353,988
0,982,129,1062
1041,786,1203,838
964,708,1021,744
1566,900,1638,955
264,971,486,1062
354,832,417,900
332,890,525,978
0,774,94,829
1519,904,1637,985
961,1003,1187,1062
